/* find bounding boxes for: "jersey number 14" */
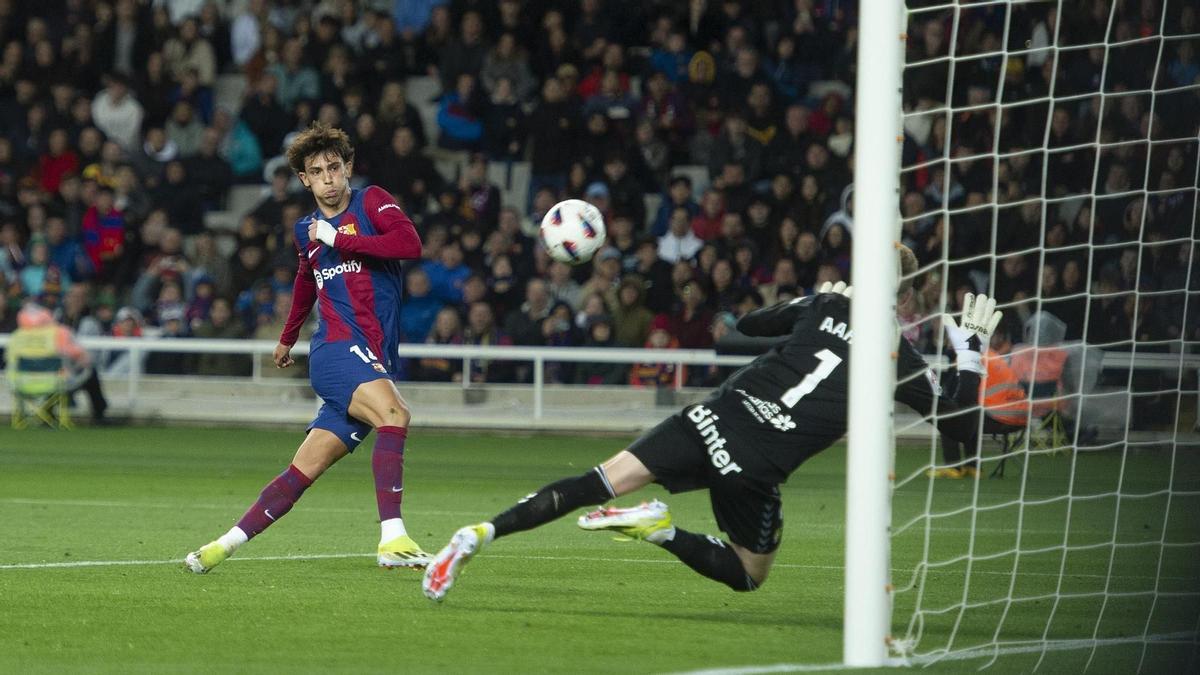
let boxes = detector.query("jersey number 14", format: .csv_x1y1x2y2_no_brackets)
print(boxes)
780,348,843,408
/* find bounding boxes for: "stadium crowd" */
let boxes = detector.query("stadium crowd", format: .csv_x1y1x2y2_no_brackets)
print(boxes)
0,0,1196,393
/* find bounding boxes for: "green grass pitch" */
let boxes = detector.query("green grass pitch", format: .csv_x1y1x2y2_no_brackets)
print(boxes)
1,427,1197,674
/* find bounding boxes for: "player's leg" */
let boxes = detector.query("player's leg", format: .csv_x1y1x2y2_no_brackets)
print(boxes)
346,378,429,567
422,450,655,600
424,416,694,600
184,429,346,573
583,478,781,592
929,434,966,479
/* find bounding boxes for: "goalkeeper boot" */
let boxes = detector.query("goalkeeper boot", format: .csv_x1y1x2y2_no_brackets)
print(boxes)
577,499,673,541
378,535,432,569
926,467,964,479
423,524,491,602
184,540,232,574
960,466,981,480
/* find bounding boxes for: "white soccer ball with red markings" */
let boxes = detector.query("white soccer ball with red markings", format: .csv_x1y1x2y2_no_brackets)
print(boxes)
540,199,607,265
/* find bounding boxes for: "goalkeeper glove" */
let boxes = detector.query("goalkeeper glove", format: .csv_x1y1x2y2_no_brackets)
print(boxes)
817,281,852,297
943,293,1002,375
312,219,338,247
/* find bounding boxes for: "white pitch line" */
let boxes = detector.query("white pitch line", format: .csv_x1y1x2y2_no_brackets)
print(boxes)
666,631,1199,675
0,498,1145,536
0,551,1194,583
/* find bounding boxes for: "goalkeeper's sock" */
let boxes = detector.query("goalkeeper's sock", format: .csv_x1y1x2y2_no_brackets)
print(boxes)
235,464,313,539
490,468,615,538
372,426,407,527
656,528,759,592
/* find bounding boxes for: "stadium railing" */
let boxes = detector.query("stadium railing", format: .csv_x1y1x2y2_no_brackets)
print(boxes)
0,335,1194,434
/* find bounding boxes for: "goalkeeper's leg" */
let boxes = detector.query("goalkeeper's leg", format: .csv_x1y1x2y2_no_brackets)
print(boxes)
423,450,653,600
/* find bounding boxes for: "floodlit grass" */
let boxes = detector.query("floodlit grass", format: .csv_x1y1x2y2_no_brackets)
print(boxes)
1,427,1196,673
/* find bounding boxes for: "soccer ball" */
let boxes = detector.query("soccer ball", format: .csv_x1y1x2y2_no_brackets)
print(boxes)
539,199,607,265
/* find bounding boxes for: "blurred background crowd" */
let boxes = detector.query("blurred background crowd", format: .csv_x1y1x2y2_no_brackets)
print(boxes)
0,0,1196,390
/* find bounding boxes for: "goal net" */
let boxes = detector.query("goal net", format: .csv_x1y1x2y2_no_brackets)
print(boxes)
885,0,1200,670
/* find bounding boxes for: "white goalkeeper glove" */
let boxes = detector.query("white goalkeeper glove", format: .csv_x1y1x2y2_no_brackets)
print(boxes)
310,219,338,247
943,292,1002,374
817,281,853,298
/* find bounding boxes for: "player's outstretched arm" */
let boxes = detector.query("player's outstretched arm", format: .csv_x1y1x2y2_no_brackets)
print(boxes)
314,186,422,260
942,292,1003,375
895,293,1003,442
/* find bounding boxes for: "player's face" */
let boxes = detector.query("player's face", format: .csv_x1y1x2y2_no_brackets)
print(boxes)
298,151,352,212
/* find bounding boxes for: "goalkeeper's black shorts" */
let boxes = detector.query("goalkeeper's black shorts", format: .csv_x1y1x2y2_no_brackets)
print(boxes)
627,410,783,554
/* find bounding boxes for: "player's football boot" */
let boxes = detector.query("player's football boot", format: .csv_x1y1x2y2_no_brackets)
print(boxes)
422,524,490,601
377,535,432,569
184,540,232,574
960,466,981,479
577,499,673,541
926,467,964,479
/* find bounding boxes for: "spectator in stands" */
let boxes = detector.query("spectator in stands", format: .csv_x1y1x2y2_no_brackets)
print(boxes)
437,72,484,151
630,314,682,388
423,240,470,304
462,300,513,383
573,314,624,385
481,32,536,103
167,101,206,158
270,39,320,112
482,77,527,162
546,261,582,311
528,77,577,201
415,306,465,383
651,176,699,237
690,188,725,241
459,154,501,230
45,216,91,285
90,73,144,152
659,206,704,263
504,277,553,347
438,10,488,94
81,187,127,284
612,276,653,348
191,297,248,376
402,267,442,344
164,18,216,86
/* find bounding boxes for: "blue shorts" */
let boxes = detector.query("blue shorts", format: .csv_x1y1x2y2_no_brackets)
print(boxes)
307,340,393,452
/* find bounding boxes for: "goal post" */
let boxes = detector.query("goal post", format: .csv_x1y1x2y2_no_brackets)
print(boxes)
848,0,1200,670
843,0,906,667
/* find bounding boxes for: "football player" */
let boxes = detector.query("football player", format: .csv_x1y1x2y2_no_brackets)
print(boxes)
423,245,1001,600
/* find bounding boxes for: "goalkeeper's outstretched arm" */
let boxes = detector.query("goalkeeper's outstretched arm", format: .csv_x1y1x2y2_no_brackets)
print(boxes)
895,293,1006,443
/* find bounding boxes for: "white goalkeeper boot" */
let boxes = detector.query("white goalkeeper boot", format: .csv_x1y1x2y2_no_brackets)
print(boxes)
422,523,493,602
577,499,673,541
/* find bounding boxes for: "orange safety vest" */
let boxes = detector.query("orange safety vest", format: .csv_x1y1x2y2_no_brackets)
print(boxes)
1008,345,1069,417
981,353,1030,427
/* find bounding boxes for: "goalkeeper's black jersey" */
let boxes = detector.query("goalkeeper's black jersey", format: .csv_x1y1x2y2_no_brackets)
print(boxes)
696,293,981,484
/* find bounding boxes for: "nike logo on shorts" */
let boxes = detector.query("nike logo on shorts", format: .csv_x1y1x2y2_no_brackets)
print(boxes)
350,432,362,442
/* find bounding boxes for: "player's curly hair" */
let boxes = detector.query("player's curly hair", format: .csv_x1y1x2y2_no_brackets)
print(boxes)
286,122,355,174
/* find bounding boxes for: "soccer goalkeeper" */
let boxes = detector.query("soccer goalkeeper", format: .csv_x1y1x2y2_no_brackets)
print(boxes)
423,245,1002,601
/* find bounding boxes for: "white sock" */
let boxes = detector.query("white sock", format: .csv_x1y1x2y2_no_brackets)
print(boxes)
380,518,407,544
645,525,676,545
218,527,248,552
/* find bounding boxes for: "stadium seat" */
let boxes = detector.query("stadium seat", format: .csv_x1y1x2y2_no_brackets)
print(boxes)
6,351,72,430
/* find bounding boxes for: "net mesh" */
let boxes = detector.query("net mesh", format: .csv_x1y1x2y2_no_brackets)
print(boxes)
889,1,1200,670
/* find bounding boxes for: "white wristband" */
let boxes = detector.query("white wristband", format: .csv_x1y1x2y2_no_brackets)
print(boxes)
955,350,984,375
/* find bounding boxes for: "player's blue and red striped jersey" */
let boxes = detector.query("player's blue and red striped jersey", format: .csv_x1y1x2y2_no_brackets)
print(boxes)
280,186,422,372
